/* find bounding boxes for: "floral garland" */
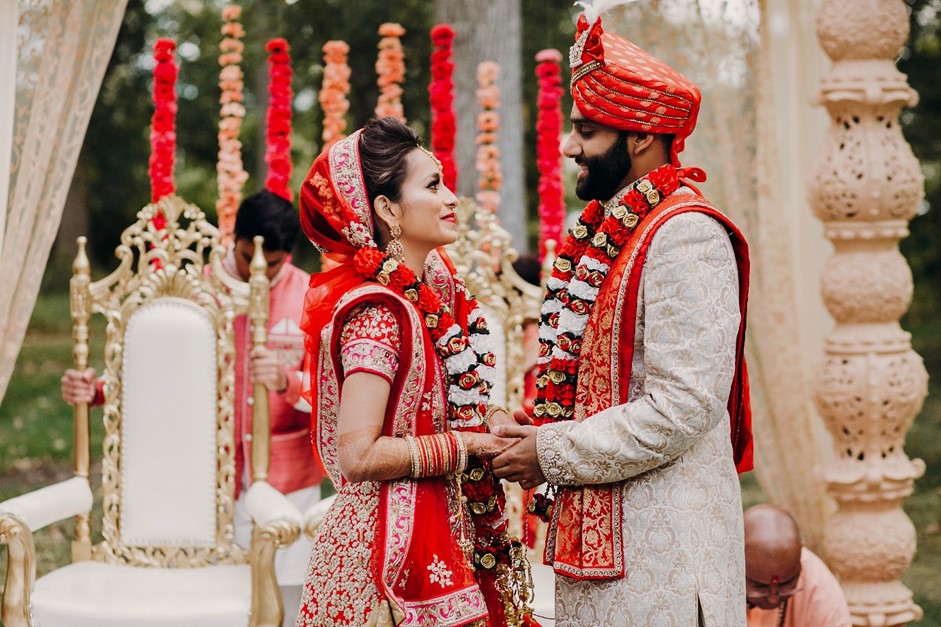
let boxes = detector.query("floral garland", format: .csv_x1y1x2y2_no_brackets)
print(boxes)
149,38,177,210
375,23,407,122
320,40,351,151
533,164,681,426
216,4,248,245
429,24,458,191
475,61,502,215
265,38,294,201
535,49,565,262
352,247,534,623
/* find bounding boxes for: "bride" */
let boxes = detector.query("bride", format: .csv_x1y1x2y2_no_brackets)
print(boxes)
295,117,536,627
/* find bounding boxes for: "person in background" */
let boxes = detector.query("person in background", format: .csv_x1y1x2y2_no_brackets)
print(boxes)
745,504,852,627
61,189,322,625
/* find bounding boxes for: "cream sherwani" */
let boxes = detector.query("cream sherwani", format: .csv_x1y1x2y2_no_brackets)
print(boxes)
536,206,746,626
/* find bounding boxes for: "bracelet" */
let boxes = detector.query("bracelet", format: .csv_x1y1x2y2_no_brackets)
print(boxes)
453,431,468,475
405,435,421,478
409,433,461,478
483,404,507,428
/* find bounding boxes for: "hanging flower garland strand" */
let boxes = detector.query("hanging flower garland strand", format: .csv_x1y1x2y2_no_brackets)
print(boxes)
535,48,565,262
216,4,248,245
375,23,407,122
265,38,294,201
475,61,502,216
149,37,178,212
320,40,351,152
429,24,458,191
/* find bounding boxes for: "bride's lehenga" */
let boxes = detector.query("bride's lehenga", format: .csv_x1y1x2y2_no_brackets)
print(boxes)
297,286,489,626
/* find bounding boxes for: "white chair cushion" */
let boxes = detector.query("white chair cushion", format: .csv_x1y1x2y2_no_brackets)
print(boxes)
31,561,250,627
121,298,218,547
0,477,92,532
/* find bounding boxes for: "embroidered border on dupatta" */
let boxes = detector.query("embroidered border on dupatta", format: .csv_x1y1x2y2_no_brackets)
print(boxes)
329,130,374,245
403,588,488,626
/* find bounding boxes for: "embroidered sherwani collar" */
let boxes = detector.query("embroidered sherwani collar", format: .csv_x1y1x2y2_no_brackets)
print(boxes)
601,180,639,218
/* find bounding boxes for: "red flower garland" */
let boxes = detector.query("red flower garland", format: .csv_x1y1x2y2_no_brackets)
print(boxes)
375,23,407,122
216,4,247,245
475,61,502,215
429,24,458,191
265,38,294,201
320,41,351,151
149,38,177,204
534,164,682,426
534,49,565,262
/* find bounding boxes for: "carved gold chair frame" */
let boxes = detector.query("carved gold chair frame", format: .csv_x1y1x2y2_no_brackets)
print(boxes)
0,195,299,627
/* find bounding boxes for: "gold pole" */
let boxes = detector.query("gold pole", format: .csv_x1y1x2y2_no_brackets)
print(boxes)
249,235,271,483
70,237,92,562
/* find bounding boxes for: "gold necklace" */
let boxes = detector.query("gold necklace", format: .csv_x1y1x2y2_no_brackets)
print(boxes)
777,598,788,627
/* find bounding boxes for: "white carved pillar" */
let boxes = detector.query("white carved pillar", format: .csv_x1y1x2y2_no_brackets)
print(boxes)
809,0,928,625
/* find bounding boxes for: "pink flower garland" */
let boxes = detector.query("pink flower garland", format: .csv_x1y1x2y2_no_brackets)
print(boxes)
429,24,458,191
375,23,406,122
320,40,351,152
265,38,294,201
216,4,247,245
534,49,565,261
149,38,177,208
475,61,502,215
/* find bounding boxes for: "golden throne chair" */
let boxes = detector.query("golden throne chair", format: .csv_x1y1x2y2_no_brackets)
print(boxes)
0,196,301,627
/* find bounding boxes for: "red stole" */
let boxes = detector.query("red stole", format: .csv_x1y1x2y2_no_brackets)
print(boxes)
545,192,753,580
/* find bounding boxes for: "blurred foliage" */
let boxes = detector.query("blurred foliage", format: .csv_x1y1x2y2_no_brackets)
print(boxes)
900,0,941,323
59,0,577,279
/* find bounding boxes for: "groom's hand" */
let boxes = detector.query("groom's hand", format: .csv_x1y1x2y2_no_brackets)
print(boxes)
491,424,546,490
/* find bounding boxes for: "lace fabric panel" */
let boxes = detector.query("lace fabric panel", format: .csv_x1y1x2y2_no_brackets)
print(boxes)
607,0,832,546
0,0,128,401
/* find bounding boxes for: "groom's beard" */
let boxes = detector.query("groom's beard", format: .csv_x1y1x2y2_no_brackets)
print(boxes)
574,135,632,202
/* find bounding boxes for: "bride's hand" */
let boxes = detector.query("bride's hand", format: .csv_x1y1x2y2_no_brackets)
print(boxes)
461,431,519,460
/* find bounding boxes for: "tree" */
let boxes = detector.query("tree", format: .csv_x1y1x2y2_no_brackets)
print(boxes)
434,0,528,250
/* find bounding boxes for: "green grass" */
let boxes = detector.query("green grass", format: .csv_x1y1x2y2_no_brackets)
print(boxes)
1,293,940,622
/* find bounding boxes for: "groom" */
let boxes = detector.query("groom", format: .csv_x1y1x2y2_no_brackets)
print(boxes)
492,4,752,625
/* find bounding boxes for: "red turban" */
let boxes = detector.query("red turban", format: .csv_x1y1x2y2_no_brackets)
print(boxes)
570,12,701,168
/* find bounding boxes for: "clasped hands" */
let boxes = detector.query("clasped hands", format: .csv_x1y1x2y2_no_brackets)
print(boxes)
475,407,547,490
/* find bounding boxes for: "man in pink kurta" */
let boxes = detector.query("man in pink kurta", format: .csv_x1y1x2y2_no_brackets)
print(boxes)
745,505,852,627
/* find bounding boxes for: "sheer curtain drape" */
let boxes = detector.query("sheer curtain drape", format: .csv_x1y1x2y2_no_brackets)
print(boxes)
609,0,834,547
0,0,127,403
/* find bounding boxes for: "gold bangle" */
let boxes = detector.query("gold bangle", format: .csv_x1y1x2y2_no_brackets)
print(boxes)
405,435,420,478
483,404,507,428
452,431,468,475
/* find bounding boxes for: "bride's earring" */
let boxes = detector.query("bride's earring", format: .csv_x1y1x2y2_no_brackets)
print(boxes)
386,224,405,262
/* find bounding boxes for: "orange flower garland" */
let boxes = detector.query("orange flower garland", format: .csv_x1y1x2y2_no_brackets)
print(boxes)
265,38,294,201
429,24,458,191
374,23,406,122
149,38,177,207
535,49,565,261
320,40,351,151
216,4,248,245
475,61,502,215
